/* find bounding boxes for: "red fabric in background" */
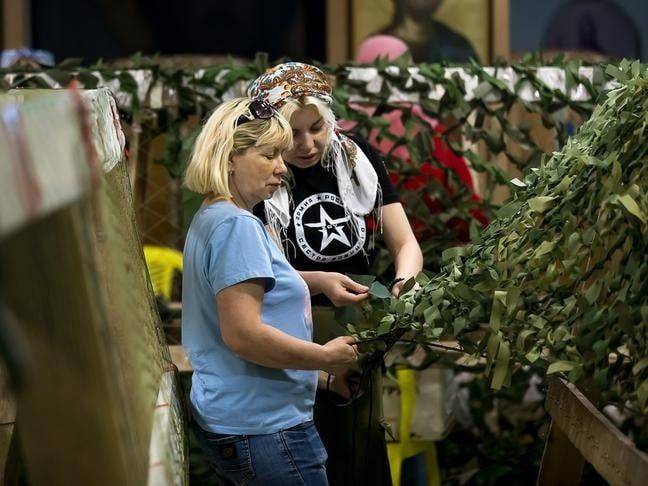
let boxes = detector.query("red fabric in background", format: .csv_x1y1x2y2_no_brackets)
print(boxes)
342,104,488,241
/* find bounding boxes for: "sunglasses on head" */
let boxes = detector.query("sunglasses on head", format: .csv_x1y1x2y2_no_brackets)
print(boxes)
236,99,275,126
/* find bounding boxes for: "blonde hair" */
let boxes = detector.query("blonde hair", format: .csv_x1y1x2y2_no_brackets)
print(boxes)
184,98,293,196
278,96,340,166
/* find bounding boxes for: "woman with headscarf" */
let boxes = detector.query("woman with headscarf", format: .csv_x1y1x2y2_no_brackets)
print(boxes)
249,62,423,485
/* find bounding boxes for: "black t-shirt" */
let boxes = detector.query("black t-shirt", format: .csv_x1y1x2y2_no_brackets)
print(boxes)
254,135,399,304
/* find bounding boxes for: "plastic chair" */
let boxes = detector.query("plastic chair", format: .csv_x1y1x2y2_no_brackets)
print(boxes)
387,367,441,486
143,245,183,301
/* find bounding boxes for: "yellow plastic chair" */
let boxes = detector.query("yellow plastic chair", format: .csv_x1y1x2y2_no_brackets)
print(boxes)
387,368,441,486
143,245,183,301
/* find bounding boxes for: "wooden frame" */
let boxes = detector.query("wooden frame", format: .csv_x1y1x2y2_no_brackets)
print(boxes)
1,0,30,49
538,376,648,486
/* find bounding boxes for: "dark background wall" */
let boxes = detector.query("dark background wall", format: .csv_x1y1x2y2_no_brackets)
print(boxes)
30,0,326,64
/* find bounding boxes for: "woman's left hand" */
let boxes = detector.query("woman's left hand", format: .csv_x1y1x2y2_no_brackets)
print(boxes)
391,279,406,297
391,278,420,297
313,272,370,307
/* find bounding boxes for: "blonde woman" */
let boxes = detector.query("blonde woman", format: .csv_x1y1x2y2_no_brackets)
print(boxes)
249,63,423,485
182,97,358,485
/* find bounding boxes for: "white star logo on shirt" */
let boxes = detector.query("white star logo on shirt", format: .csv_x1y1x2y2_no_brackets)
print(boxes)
305,206,351,251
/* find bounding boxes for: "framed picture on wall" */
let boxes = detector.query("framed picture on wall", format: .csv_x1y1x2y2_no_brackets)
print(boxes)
509,0,646,61
350,0,498,64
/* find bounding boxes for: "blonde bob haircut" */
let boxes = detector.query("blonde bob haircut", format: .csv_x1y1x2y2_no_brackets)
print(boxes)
278,95,339,164
184,97,293,197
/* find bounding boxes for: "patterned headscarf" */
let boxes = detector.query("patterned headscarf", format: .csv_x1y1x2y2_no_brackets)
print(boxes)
248,62,333,108
248,62,382,255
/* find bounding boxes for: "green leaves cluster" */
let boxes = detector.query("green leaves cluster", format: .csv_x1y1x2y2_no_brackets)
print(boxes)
361,62,648,425
0,54,615,271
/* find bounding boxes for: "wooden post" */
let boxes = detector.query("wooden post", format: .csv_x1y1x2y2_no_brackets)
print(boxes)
491,0,510,61
538,377,648,486
1,0,30,49
326,0,351,63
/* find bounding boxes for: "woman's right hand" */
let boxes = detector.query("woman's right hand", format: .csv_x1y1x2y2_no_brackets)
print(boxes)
311,272,370,307
321,336,358,375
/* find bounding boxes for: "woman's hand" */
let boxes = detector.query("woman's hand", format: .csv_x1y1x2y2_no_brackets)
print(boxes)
307,272,370,306
321,335,358,375
391,278,420,297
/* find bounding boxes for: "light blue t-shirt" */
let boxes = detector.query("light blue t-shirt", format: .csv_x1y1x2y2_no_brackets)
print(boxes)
182,201,317,435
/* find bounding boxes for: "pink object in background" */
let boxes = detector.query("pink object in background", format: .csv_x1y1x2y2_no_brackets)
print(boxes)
356,35,410,63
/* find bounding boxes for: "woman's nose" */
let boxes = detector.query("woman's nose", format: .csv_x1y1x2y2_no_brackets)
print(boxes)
295,132,313,151
275,156,288,175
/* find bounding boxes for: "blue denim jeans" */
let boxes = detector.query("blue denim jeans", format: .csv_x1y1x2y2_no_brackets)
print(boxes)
192,418,328,485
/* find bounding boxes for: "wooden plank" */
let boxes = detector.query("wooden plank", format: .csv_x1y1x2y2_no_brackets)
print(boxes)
541,377,648,486
537,421,585,486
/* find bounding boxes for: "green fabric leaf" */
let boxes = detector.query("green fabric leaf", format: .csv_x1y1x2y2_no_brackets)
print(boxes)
347,274,376,287
632,357,648,376
491,341,511,390
528,196,556,213
369,281,392,299
618,194,646,223
547,361,577,374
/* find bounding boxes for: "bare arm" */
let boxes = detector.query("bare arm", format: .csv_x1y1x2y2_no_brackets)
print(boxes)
216,279,357,373
381,202,423,296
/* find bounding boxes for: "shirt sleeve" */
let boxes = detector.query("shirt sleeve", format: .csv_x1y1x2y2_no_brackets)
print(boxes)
350,134,400,206
205,215,276,295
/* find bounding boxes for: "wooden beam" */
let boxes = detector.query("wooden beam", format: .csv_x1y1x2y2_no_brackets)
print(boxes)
491,0,509,61
537,421,585,486
539,377,648,486
326,0,350,63
2,0,29,49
